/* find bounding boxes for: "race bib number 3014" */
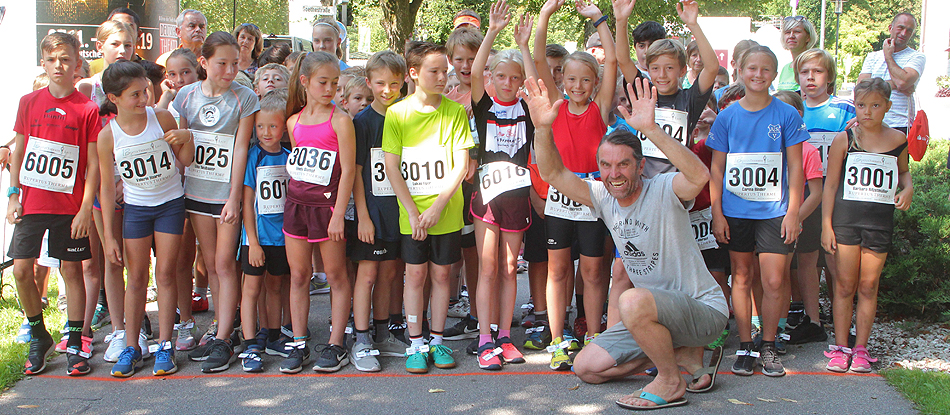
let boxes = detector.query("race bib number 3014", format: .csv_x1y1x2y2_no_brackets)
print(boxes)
638,108,688,160
115,140,177,190
842,153,898,205
20,137,79,194
186,131,234,183
725,152,782,202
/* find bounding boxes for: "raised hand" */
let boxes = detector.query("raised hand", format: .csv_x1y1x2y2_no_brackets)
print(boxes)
613,0,637,21
575,0,603,20
676,0,699,26
488,0,513,33
513,13,534,47
524,77,564,128
541,0,567,16
618,77,659,133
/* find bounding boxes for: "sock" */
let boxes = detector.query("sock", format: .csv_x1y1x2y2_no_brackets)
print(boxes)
429,330,443,346
778,318,787,331
467,313,477,321
479,334,493,347
575,294,585,318
390,314,404,325
67,320,83,349
97,288,107,308
763,340,776,349
409,334,425,348
243,338,257,349
27,313,48,339
195,287,208,299
739,341,754,351
355,328,372,345
373,318,390,343
751,315,761,330
498,329,511,340
268,327,281,342
535,310,548,322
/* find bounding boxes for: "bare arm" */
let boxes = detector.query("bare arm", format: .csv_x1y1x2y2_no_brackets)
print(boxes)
156,108,194,165
612,0,640,84
515,14,539,81
783,142,804,244
710,149,728,243
385,152,423,240
5,134,25,224
883,40,921,94
418,148,469,230
820,132,848,254
534,0,565,105
219,114,254,225
799,178,822,219
578,0,616,122
678,0,717,93
353,164,374,244
98,129,122,265
330,113,357,242
894,147,913,210
472,0,512,104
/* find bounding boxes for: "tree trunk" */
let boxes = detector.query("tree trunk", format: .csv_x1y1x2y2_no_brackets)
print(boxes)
380,0,423,52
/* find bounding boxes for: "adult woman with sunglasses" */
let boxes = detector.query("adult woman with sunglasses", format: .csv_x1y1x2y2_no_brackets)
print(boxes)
775,15,819,91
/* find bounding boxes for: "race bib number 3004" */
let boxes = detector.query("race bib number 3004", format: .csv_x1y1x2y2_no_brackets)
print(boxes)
287,146,337,186
20,137,79,194
478,161,530,203
116,140,177,190
638,108,688,160
544,184,596,221
186,131,234,183
842,153,898,205
725,152,782,202
401,147,449,196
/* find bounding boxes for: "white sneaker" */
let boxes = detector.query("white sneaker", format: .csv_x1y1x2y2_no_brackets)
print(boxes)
104,330,127,362
351,341,380,372
139,331,152,360
447,297,470,319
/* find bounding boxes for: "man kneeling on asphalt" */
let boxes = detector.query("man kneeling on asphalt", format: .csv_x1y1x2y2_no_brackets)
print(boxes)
526,76,728,410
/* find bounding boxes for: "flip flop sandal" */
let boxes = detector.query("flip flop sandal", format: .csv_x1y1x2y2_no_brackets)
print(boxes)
616,389,688,410
686,345,723,393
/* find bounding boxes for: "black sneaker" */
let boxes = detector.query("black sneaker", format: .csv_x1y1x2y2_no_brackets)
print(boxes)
188,341,213,361
443,315,478,340
24,333,54,375
313,344,349,372
759,342,785,377
65,346,92,376
279,342,309,374
787,315,828,344
731,342,756,376
142,315,153,340
786,302,805,329
200,339,235,373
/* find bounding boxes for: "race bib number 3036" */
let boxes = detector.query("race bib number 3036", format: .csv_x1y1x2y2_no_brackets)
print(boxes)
20,137,79,194
256,166,289,214
401,147,449,196
115,140,177,190
186,131,234,183
638,108,688,160
842,153,898,205
544,184,596,221
478,161,530,203
725,152,782,202
287,146,336,186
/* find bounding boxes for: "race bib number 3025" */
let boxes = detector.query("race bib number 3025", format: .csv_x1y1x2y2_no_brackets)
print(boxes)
115,140,177,190
287,146,336,186
401,147,449,196
186,131,234,183
638,108,688,160
725,152,782,202
544,184,596,221
20,137,79,193
842,153,898,205
478,161,530,203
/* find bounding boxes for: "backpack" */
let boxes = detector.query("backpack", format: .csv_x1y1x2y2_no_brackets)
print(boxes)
907,108,929,162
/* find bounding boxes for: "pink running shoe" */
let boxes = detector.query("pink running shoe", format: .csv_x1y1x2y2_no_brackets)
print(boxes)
824,344,851,372
849,345,878,373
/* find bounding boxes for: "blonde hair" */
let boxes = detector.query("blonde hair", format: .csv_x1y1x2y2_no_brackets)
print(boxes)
365,50,406,79
773,90,804,114
738,46,778,73
40,32,81,58
259,88,289,116
488,49,525,75
313,17,343,59
562,51,600,80
33,73,50,91
341,66,366,78
781,17,819,50
644,39,687,68
793,48,837,94
446,27,483,59
254,63,291,88
97,20,135,46
343,76,370,100
287,51,340,115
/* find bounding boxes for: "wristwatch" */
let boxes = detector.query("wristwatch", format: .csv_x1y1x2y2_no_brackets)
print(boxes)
7,186,20,197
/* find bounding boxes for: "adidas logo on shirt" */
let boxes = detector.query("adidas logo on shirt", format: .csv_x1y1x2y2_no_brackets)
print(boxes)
623,242,645,258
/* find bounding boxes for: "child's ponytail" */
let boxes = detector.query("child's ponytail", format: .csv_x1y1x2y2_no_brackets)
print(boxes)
286,51,339,116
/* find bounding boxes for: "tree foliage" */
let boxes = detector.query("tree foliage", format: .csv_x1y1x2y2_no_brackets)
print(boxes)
181,0,289,35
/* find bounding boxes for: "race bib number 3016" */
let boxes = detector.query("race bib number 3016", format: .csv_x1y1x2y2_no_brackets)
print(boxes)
287,146,336,186
725,152,782,202
544,184,596,221
842,153,898,205
20,137,79,194
689,207,718,250
638,108,688,160
807,132,836,174
256,166,289,215
186,131,234,183
401,147,449,196
478,161,530,203
370,148,394,196
115,140,177,190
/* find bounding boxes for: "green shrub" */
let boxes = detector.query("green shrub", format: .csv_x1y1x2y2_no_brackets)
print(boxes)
881,140,950,320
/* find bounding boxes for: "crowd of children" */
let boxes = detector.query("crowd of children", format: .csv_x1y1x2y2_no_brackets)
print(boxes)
8,0,915,394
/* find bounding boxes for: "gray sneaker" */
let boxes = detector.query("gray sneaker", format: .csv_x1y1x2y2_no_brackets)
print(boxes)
373,333,409,357
759,343,786,377
351,341,381,372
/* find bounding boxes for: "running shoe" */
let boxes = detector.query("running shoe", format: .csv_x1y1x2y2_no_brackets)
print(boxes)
759,342,785,377
55,334,93,356
429,344,456,369
467,337,479,355
351,341,381,372
24,333,54,375
112,346,143,377
200,339,235,373
104,330,127,362
199,321,217,346
90,303,110,330
824,345,852,372
240,344,265,373
405,346,430,374
191,292,209,313
547,337,572,371
175,319,197,351
142,315,153,340
389,319,407,344
731,342,757,376
573,317,588,341
524,322,551,350
786,315,828,344
849,345,877,373
281,323,311,341
373,332,410,357
266,335,293,357
447,297,470,319
496,337,524,364
776,327,788,355
313,344,349,372
279,341,309,374
443,315,478,340
562,328,581,351
152,341,177,376
137,331,151,360
15,320,32,344
309,273,330,294
477,343,503,370
786,302,805,329
65,345,91,376
583,333,599,347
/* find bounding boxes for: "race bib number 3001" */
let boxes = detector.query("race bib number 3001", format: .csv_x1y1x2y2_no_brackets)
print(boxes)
807,132,836,174
256,166,289,215
544,184,596,221
725,152,782,202
116,140,177,190
478,161,530,203
842,153,898,205
186,131,234,183
370,148,394,196
638,108,688,160
401,147,449,196
689,207,718,250
20,137,79,194
287,146,337,186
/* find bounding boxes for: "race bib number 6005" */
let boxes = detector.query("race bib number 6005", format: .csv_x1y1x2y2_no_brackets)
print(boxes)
725,152,782,202
20,137,79,194
186,131,234,183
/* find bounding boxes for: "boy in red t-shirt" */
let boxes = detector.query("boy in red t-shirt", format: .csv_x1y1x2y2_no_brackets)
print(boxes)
8,32,101,376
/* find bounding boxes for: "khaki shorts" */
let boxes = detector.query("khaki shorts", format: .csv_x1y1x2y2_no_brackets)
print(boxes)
591,288,728,365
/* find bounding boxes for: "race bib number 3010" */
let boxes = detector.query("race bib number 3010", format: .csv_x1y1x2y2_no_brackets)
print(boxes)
287,146,336,186
725,152,782,202
20,137,79,194
842,153,898,205
638,108,688,160
401,147,449,196
186,131,234,183
115,140,177,190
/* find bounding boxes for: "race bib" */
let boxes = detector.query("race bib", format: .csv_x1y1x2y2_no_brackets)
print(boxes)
369,148,395,196
400,146,449,196
20,137,79,194
638,108,688,160
286,146,336,186
115,140,177,190
186,131,234,183
255,165,289,215
544,184,596,221
478,161,530,203
842,153,898,205
807,132,836,175
725,152,782,202
689,207,718,250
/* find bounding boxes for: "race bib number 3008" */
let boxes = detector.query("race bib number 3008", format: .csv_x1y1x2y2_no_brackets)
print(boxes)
186,131,234,183
20,137,79,194
842,153,898,205
638,108,688,160
725,152,782,202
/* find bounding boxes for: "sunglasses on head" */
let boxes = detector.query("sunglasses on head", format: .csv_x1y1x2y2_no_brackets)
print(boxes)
784,15,806,24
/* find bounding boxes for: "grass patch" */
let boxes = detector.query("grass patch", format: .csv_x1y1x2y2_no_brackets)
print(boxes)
882,368,950,415
0,274,65,393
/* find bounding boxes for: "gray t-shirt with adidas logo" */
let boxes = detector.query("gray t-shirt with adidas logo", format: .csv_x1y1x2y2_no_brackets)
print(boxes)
587,173,728,317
